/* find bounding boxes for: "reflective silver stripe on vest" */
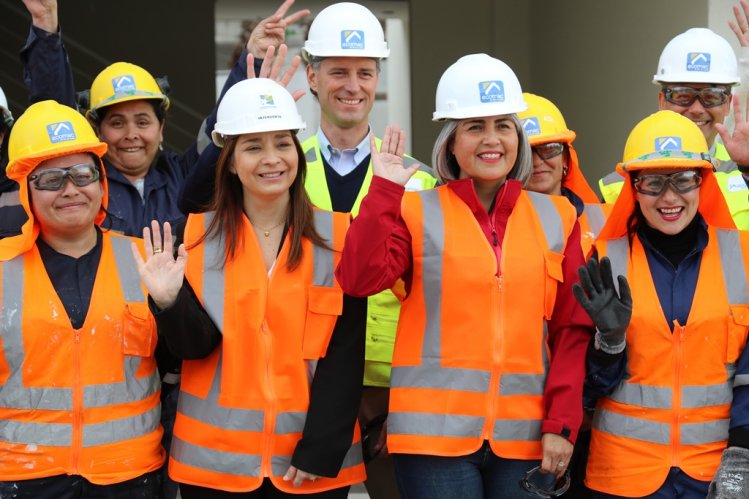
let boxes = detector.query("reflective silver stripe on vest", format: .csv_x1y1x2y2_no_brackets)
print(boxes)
493,419,542,442
609,383,672,409
270,441,363,477
680,419,730,445
583,204,606,236
526,191,565,253
601,171,624,186
499,374,545,396
389,412,484,438
735,374,749,387
201,213,226,331
312,210,335,287
393,365,490,392
682,383,733,408
276,411,306,434
172,435,262,477
593,408,670,445
606,237,629,296
0,239,160,447
717,229,749,304
418,189,445,360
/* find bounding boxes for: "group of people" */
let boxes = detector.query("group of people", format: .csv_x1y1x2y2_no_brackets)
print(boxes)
3,1,749,498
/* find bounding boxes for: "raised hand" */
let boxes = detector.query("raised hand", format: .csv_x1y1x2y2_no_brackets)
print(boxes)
572,256,632,354
717,94,749,165
247,0,310,58
729,0,749,47
131,221,186,310
22,0,58,32
247,44,305,101
370,125,419,186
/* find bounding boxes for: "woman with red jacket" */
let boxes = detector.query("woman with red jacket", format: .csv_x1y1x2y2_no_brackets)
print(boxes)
335,53,594,498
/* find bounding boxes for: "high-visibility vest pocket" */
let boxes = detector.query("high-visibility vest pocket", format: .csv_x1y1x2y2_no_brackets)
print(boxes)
303,286,343,359
122,302,158,357
727,305,749,363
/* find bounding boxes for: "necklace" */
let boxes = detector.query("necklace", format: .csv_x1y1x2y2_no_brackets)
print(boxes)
249,218,285,238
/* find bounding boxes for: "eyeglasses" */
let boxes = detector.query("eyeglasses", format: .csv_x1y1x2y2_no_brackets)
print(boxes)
29,164,101,191
532,142,565,160
519,466,571,498
662,86,731,108
633,170,702,196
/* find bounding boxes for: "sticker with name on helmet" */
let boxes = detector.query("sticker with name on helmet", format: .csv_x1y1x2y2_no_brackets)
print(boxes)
341,30,365,50
522,117,541,136
656,136,682,151
687,52,711,72
112,75,137,92
46,121,77,144
480,81,505,103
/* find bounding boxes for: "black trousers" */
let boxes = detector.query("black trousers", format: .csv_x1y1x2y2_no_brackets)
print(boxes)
0,470,162,499
180,479,349,499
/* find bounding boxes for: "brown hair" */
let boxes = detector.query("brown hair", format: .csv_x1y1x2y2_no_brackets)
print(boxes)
190,133,329,270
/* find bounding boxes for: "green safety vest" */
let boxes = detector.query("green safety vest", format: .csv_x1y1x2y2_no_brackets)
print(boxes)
302,135,438,386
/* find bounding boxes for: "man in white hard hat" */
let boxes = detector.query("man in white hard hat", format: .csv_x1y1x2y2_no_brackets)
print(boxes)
598,7,749,229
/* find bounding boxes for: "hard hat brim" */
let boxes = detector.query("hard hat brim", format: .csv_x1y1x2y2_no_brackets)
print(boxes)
7,141,108,181
527,130,576,146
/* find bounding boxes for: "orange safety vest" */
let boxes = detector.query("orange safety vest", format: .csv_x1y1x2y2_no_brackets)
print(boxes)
170,209,366,493
388,187,577,459
0,233,163,484
586,228,749,496
579,203,612,258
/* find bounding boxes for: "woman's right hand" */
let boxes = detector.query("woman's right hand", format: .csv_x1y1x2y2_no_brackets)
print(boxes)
370,125,419,186
131,220,186,310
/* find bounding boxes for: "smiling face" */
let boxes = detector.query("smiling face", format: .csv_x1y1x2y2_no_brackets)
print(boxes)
527,145,566,195
29,153,103,241
97,99,164,181
307,57,378,134
451,115,519,190
634,168,701,235
658,83,730,147
230,130,299,203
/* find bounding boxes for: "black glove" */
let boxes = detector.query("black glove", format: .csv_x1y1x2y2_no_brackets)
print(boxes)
708,447,749,499
572,256,632,354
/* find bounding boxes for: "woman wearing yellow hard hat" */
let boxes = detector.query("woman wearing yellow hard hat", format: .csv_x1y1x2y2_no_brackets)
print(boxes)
518,93,611,257
576,110,749,498
0,100,164,498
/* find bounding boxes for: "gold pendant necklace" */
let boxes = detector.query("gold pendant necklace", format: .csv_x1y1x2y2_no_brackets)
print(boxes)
249,218,285,238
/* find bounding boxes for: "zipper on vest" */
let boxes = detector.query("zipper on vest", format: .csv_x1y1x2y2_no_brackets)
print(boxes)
483,274,504,440
260,319,275,477
671,323,686,467
71,329,83,473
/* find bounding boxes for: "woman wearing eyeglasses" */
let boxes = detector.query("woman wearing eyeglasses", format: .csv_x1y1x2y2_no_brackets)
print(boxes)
576,109,749,499
518,93,611,258
335,54,593,499
0,100,164,498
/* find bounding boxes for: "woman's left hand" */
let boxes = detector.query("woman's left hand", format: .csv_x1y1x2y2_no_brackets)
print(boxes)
283,465,320,487
131,220,186,310
541,432,573,478
370,125,419,186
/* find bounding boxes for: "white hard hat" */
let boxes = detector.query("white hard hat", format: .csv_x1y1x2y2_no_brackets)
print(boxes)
302,2,389,59
433,54,526,122
653,28,740,85
0,85,13,127
211,79,305,147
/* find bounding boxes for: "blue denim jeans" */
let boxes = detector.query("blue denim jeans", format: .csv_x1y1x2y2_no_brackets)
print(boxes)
392,441,542,499
590,467,709,499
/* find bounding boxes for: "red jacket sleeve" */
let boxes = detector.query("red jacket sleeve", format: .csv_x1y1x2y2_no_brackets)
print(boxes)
541,221,595,444
335,176,414,297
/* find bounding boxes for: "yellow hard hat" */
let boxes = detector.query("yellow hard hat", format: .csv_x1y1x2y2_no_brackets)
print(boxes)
618,110,713,173
87,62,169,120
7,100,108,181
518,93,576,146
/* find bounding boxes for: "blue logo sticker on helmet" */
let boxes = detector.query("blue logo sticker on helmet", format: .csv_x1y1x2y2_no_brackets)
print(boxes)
341,30,365,50
655,136,682,151
522,117,541,136
479,81,505,103
686,52,711,72
112,75,137,93
260,94,275,107
46,121,77,144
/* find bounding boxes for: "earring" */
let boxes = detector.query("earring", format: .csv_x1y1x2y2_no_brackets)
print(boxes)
159,143,164,152
563,166,568,176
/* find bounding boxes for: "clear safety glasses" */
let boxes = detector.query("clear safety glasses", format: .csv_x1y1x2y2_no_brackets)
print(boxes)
633,170,702,196
532,142,565,160
519,466,571,498
29,163,101,191
662,86,731,108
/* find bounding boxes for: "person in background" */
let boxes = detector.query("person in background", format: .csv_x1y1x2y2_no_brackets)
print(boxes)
336,53,593,499
519,93,610,257
0,84,26,235
0,100,163,499
134,77,366,498
178,4,437,497
578,109,749,499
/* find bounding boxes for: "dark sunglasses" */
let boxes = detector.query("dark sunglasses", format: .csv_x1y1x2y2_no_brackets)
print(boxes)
519,466,571,498
29,163,101,191
633,170,702,196
532,142,565,160
662,86,730,108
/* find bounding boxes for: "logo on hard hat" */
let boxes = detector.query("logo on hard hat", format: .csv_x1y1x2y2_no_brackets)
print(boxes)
479,81,505,103
260,94,275,107
341,30,365,50
46,121,77,144
522,117,541,136
686,52,711,72
655,136,682,151
112,75,137,92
